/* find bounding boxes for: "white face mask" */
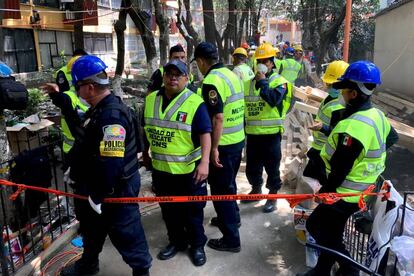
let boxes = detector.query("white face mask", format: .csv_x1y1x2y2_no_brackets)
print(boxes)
338,94,346,106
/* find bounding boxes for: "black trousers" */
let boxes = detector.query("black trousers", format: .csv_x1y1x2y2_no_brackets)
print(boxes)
245,134,282,192
80,173,152,271
306,200,359,275
303,147,327,186
152,169,207,248
209,148,242,247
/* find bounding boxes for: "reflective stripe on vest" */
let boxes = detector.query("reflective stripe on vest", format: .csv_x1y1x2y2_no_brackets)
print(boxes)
320,108,390,201
144,88,204,174
61,90,88,153
244,72,292,135
205,69,245,145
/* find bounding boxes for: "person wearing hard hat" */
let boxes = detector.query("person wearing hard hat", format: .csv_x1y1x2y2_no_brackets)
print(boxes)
303,60,349,184
61,55,152,276
273,47,282,72
42,53,89,159
297,61,398,276
242,43,293,213
193,42,245,253
293,45,314,87
247,46,257,71
232,47,255,95
279,46,302,84
147,44,196,93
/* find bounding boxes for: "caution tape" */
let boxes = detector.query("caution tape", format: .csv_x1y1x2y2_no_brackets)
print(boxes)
0,179,391,209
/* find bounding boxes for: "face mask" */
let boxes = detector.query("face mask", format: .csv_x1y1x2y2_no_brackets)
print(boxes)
338,94,346,106
327,87,340,98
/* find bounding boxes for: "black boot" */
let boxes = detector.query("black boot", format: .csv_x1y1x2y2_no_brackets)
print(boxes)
296,268,319,276
60,259,99,276
133,268,150,276
241,186,262,203
210,217,241,228
263,189,278,213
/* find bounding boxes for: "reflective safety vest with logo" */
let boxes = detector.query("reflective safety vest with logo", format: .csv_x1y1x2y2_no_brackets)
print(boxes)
280,58,302,83
320,108,391,203
244,73,292,135
144,88,204,174
61,89,89,153
311,98,344,151
234,63,255,95
202,67,245,146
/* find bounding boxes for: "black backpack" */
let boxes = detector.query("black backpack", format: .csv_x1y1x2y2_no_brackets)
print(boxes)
0,77,28,110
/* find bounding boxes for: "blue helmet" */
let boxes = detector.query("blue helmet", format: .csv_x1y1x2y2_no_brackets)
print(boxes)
286,47,295,56
338,61,381,85
0,62,13,78
71,55,109,85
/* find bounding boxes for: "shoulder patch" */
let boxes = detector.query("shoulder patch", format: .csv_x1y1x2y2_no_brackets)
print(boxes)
99,124,126,157
208,90,218,106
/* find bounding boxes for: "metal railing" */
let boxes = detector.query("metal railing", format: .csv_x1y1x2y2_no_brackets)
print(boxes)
0,128,76,275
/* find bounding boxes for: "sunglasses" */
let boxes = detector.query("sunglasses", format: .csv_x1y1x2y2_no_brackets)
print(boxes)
164,72,186,79
74,81,94,91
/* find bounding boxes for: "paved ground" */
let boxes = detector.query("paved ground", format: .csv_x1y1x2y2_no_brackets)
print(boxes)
46,169,309,276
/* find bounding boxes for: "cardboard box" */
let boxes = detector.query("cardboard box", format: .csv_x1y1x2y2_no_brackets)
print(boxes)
6,119,54,155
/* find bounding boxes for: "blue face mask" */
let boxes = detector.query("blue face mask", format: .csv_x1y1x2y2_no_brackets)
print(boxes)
327,87,340,98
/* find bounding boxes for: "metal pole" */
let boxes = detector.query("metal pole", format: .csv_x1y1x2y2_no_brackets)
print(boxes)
343,0,352,62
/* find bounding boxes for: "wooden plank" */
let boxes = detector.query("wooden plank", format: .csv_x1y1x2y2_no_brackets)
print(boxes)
377,92,414,109
389,118,414,153
294,101,318,115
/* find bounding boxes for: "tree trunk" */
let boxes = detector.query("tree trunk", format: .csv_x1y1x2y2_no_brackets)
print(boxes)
153,0,170,66
222,0,237,63
0,0,4,59
128,0,157,77
74,0,84,50
113,0,128,99
237,1,249,47
202,0,217,46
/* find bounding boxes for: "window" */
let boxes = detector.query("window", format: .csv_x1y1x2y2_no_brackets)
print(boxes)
111,0,122,9
2,29,37,73
97,0,111,8
38,31,74,69
84,33,113,54
33,0,59,9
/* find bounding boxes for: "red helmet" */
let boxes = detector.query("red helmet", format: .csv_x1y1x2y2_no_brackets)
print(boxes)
241,42,249,50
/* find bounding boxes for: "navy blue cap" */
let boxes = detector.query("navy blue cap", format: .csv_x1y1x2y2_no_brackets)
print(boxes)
164,60,188,75
191,42,219,62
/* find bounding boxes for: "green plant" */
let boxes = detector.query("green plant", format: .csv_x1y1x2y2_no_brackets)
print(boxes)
59,50,67,68
25,88,48,117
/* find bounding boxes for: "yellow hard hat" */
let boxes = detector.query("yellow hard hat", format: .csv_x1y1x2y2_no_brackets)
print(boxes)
255,43,275,60
322,60,350,84
233,47,248,57
67,55,82,72
293,45,303,52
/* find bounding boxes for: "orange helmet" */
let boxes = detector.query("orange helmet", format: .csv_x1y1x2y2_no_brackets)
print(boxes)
241,42,249,50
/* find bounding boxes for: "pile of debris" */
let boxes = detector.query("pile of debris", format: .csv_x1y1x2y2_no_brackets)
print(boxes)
371,92,414,125
280,108,314,190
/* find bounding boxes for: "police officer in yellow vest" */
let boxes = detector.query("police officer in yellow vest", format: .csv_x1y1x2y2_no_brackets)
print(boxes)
298,61,399,276
303,60,349,184
44,53,89,161
147,44,196,93
193,42,245,252
279,47,302,84
232,47,255,95
242,43,293,213
144,60,212,266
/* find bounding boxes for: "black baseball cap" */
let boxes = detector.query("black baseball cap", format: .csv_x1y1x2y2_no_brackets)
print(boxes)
191,42,219,62
164,60,188,75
